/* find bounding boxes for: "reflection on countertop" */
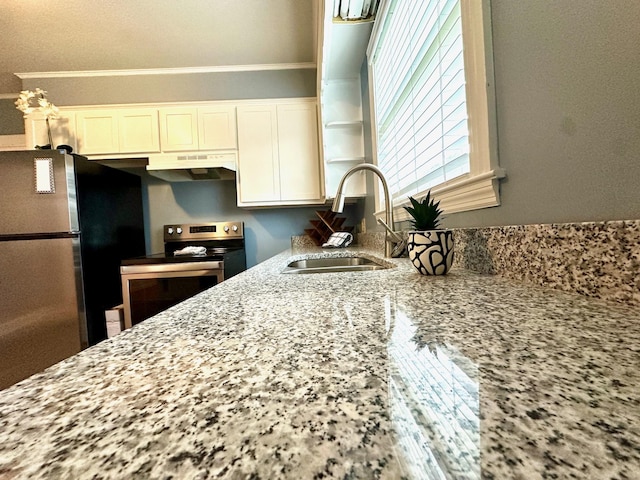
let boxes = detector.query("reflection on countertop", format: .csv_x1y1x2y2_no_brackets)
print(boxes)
0,245,639,479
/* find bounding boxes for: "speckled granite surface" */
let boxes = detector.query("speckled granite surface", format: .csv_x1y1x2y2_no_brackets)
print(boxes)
453,220,640,307
296,219,640,307
1,246,639,479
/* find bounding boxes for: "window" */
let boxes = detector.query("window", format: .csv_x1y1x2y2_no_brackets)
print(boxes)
367,0,504,217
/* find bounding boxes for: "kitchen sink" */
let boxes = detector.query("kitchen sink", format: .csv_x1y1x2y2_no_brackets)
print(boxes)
282,256,390,274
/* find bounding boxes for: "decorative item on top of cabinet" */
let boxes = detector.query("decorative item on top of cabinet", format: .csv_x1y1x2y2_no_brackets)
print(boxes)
304,209,353,246
15,89,58,149
24,110,77,152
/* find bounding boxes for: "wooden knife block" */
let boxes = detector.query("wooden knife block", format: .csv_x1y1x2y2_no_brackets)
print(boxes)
305,210,353,246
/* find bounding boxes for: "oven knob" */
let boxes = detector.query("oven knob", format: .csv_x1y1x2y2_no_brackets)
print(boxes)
232,225,238,232
176,227,183,234
167,227,174,235
223,225,230,232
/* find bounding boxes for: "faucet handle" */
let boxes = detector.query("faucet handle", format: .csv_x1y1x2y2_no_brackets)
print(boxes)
377,218,407,257
377,218,403,242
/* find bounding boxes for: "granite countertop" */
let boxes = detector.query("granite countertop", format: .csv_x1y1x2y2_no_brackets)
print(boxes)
1,246,639,479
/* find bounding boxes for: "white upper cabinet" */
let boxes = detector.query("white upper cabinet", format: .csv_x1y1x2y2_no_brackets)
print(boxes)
159,105,237,152
236,104,280,204
75,111,119,155
159,107,199,151
24,110,77,152
236,100,324,207
199,106,237,150
118,109,160,153
76,108,159,155
277,103,323,202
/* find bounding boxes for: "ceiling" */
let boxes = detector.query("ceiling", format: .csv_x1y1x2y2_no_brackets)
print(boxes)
0,0,318,77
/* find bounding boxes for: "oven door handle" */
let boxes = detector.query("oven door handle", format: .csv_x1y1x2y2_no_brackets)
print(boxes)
120,261,224,274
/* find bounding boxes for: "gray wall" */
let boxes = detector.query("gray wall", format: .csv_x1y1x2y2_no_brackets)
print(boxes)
141,174,361,268
23,69,316,106
447,0,640,227
0,74,21,94
365,0,640,228
0,98,24,135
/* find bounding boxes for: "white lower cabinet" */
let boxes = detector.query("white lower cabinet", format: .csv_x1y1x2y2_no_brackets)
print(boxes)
236,101,324,206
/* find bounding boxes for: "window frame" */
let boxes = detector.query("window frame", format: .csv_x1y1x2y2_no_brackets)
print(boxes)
366,0,504,222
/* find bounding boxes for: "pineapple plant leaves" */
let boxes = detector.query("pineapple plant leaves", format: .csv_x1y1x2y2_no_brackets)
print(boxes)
404,191,443,230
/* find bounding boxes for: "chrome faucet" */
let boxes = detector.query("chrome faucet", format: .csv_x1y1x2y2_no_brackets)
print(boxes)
331,163,398,258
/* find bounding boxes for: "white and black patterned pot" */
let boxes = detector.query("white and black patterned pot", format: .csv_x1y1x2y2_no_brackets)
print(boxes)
407,230,454,275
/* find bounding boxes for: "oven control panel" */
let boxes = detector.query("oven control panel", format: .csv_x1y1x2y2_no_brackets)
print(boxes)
164,222,244,241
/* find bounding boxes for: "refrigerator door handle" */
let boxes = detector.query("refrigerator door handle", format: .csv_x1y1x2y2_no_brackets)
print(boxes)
0,232,80,242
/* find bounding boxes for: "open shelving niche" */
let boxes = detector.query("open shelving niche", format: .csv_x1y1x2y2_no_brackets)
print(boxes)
318,3,375,200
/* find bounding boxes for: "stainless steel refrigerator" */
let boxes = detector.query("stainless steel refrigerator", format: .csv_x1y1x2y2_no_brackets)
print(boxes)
0,150,146,389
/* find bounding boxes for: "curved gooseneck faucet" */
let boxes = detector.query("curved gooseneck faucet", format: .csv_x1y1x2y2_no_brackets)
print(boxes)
331,163,395,257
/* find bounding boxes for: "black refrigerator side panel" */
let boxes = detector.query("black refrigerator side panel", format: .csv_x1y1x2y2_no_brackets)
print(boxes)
73,156,146,345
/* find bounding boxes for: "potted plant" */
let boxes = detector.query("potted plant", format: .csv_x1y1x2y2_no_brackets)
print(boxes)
404,191,454,275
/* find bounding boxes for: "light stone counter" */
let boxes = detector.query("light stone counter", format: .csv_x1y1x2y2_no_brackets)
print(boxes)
1,246,639,479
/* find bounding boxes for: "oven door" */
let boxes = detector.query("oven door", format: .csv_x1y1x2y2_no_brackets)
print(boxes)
120,261,223,329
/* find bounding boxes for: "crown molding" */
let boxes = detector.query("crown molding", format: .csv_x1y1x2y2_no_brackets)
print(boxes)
15,62,317,80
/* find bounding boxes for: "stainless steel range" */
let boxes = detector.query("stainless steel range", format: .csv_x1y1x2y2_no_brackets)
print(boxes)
120,221,246,329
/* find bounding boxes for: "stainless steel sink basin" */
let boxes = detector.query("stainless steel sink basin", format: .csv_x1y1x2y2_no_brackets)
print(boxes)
282,256,389,274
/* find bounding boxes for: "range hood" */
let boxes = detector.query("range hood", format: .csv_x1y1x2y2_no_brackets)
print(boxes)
146,152,237,182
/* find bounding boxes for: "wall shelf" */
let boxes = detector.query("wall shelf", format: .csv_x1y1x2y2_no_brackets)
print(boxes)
325,120,363,128
327,156,366,164
317,1,374,199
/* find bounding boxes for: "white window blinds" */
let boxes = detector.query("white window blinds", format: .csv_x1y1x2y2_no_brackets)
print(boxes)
370,0,470,203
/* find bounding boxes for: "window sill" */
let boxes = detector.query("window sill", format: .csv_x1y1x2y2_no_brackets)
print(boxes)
375,168,507,224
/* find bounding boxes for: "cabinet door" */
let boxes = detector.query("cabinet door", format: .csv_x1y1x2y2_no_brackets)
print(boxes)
76,111,119,155
24,111,77,152
118,109,160,153
159,107,198,151
276,103,323,202
198,106,237,150
236,105,280,204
